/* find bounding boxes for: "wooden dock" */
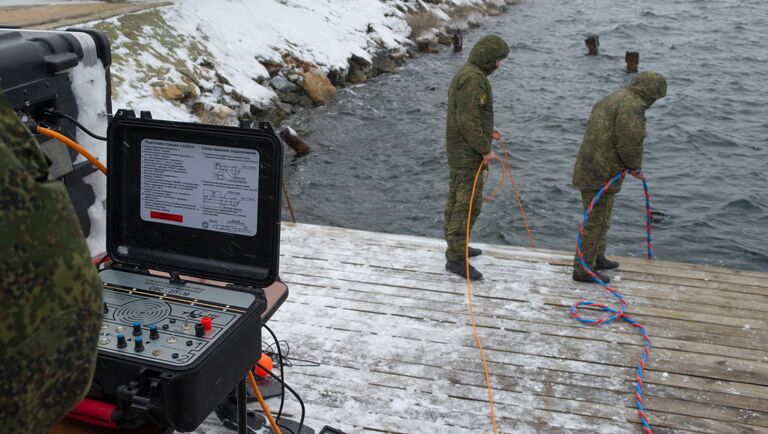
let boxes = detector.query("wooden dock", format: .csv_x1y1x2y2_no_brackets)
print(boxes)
196,223,768,434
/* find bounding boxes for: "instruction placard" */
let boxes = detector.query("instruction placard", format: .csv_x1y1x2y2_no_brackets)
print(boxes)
140,138,259,236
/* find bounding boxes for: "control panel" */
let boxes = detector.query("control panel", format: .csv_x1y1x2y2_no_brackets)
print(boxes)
98,269,256,367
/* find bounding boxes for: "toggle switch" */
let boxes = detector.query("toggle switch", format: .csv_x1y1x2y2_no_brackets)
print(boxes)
132,321,142,336
134,337,145,352
201,316,212,331
149,324,159,340
116,333,127,348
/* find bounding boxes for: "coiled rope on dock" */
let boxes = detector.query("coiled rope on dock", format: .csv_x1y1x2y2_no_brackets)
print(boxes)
570,168,655,434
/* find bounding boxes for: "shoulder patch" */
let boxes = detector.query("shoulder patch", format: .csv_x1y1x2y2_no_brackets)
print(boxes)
479,92,487,105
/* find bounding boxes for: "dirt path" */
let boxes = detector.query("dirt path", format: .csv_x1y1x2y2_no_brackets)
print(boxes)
0,2,170,29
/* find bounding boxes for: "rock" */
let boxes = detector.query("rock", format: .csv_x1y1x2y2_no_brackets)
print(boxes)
153,82,198,102
277,90,299,105
346,55,372,84
436,33,452,46
210,104,234,120
280,127,310,157
301,61,318,72
372,52,396,75
417,38,440,53
282,54,299,66
286,72,303,84
327,67,346,86
270,75,299,93
347,74,368,84
298,95,314,109
391,51,408,66
260,59,283,77
301,68,336,105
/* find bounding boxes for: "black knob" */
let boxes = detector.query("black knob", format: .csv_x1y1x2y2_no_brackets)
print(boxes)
116,333,127,348
149,325,159,339
134,337,145,352
103,302,109,314
194,323,205,337
132,321,142,336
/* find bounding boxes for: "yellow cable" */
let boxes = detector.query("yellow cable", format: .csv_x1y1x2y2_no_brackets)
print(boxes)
248,371,282,434
465,162,498,434
36,126,107,176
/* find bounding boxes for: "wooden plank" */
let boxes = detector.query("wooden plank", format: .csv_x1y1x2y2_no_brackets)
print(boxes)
259,223,768,433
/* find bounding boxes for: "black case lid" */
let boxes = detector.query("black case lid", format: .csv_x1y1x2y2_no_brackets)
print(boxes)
107,115,282,288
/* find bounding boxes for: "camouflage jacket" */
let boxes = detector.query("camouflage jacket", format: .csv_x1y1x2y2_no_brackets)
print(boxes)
0,91,103,433
573,71,667,192
445,35,509,170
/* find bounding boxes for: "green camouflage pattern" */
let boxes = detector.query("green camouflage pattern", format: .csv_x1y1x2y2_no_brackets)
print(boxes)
445,34,509,170
444,168,485,261
443,35,508,262
572,71,667,193
0,90,103,433
573,190,616,277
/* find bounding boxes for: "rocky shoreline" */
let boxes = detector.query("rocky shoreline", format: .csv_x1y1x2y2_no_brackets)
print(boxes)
91,0,515,129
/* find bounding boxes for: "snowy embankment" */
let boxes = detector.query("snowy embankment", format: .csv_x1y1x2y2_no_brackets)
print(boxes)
96,0,512,124
79,0,512,254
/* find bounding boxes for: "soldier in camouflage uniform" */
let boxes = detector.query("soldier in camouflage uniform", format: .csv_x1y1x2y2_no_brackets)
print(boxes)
444,35,509,280
0,90,103,433
572,71,667,283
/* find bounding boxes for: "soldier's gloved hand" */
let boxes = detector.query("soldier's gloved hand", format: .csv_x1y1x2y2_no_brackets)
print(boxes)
482,150,497,166
492,128,503,141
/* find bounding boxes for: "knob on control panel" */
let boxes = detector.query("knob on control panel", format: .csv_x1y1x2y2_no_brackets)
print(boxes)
194,323,205,337
201,316,212,331
149,324,159,340
134,337,145,352
116,333,127,348
132,321,142,336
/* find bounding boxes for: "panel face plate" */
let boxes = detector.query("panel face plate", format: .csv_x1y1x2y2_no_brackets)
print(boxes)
98,269,254,367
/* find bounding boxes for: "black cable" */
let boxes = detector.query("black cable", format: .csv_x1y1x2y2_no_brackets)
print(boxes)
256,362,305,434
263,324,286,423
46,110,107,141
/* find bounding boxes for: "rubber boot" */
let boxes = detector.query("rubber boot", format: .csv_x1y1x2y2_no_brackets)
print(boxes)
595,256,620,271
446,260,483,280
572,270,610,284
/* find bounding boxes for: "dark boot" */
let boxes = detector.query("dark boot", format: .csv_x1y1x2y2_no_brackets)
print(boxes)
595,256,620,271
468,246,483,257
446,260,483,280
572,270,610,284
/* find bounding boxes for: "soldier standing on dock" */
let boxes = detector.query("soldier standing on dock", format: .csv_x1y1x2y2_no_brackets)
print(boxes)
444,34,509,280
572,71,667,283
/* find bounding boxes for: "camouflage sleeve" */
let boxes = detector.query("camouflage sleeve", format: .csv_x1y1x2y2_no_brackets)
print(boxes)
615,103,646,170
456,77,492,156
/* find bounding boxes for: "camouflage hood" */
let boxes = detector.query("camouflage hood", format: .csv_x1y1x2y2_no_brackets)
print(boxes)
468,35,510,75
628,71,667,108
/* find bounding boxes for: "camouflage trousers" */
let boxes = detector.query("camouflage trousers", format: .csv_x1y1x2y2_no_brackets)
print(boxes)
573,189,616,277
444,168,484,262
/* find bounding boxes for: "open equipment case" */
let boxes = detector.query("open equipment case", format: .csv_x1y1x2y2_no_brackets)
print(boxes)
88,111,284,432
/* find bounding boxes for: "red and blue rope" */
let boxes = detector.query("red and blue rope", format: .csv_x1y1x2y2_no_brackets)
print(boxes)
570,168,654,434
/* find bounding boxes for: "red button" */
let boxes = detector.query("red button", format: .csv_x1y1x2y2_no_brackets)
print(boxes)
201,316,212,331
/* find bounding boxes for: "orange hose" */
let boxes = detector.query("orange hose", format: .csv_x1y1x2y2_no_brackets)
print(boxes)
248,371,282,434
36,126,107,176
465,162,498,434
482,155,506,204
498,138,536,248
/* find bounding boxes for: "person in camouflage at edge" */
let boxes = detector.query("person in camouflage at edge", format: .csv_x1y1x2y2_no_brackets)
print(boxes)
572,71,667,283
0,90,103,433
444,34,509,280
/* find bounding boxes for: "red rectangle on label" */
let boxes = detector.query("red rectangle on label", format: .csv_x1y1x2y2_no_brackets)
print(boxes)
150,211,184,223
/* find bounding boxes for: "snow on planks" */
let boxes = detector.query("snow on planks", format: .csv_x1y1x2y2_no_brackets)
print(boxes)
194,223,768,434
